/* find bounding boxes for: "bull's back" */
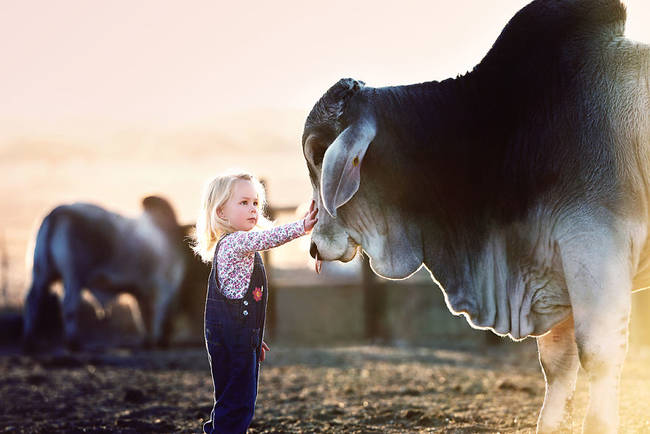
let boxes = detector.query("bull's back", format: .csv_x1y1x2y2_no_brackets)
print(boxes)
39,203,124,282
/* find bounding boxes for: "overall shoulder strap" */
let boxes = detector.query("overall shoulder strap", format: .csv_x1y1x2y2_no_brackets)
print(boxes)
212,233,231,289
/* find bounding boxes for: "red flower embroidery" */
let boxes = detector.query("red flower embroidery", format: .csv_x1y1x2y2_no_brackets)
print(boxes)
253,286,263,302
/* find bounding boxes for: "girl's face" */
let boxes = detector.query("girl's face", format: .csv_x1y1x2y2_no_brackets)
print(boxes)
218,179,260,232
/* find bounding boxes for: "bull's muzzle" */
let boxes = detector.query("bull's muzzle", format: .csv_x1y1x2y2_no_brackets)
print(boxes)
309,241,319,259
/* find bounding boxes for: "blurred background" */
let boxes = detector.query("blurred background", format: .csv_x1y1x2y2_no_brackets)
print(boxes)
2,0,650,347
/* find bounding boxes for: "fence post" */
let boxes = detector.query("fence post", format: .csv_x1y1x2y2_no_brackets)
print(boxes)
362,253,388,342
260,179,277,338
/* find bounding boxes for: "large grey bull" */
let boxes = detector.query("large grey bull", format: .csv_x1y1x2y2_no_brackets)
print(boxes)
23,196,207,350
302,0,649,432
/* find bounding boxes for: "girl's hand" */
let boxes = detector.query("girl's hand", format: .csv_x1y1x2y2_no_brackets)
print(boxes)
303,200,318,234
259,341,270,362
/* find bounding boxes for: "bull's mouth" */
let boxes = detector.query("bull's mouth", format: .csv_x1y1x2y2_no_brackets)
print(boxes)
310,235,360,263
340,238,360,262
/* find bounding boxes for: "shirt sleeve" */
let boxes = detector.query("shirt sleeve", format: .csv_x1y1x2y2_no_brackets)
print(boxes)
230,220,306,254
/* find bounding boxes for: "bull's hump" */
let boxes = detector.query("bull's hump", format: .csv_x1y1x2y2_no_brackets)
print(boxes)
479,0,625,67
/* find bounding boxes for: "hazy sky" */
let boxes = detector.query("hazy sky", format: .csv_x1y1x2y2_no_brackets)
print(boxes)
1,0,648,130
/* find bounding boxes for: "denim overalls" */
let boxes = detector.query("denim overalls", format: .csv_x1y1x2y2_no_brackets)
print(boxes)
203,235,268,434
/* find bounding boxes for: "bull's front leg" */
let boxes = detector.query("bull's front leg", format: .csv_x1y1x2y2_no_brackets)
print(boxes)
573,294,630,434
536,316,579,433
561,237,631,434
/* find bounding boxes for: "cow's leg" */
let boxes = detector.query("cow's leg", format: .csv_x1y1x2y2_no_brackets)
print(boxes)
152,283,177,347
135,292,155,348
536,316,579,433
22,276,50,351
61,278,84,351
561,235,631,434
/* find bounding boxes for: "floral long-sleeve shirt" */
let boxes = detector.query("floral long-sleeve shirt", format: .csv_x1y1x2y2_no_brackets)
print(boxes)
216,220,306,299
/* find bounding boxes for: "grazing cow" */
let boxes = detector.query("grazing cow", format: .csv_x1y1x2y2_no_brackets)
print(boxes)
23,196,209,350
302,0,649,432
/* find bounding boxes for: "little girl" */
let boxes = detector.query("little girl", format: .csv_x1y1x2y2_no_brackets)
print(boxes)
193,171,317,434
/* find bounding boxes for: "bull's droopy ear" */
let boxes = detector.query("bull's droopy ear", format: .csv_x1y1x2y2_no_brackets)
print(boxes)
320,117,376,217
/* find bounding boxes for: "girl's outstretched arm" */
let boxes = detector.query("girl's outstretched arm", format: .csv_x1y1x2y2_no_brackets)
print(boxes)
230,220,306,253
229,201,318,253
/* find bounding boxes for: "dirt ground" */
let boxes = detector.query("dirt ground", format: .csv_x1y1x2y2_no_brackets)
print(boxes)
1,341,649,433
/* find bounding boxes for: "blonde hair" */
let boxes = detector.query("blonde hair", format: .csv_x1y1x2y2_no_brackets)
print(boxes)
192,170,271,263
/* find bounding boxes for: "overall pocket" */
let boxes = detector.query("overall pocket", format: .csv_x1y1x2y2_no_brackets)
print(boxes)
204,319,224,346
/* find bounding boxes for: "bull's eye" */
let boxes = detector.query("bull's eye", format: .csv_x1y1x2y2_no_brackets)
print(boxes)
307,137,327,167
353,156,359,167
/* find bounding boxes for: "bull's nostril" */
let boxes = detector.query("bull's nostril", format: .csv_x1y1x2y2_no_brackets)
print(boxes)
309,242,318,259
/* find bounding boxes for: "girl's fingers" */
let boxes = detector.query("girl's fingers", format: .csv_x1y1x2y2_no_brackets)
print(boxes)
260,341,270,361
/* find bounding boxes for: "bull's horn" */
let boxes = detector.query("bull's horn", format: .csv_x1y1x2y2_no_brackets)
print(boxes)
320,115,376,218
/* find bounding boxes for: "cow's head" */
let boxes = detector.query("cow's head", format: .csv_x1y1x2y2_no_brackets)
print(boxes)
302,78,423,279
142,196,181,235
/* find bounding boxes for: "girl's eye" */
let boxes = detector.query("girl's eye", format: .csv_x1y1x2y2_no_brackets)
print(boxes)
240,201,247,205
253,201,259,207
